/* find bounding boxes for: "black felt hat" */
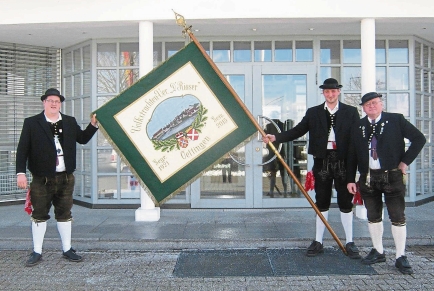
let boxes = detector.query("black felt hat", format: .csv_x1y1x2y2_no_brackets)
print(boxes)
360,92,382,105
319,78,343,89
40,88,65,102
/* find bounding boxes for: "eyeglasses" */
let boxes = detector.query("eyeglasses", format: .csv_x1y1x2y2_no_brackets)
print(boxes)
45,99,61,105
363,100,381,107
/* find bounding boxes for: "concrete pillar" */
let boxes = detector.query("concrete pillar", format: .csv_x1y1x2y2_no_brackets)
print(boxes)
135,21,160,222
356,18,376,220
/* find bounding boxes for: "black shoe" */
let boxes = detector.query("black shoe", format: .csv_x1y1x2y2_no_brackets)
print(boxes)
26,251,42,267
306,240,324,257
361,248,386,265
395,256,413,275
345,242,361,259
63,248,83,262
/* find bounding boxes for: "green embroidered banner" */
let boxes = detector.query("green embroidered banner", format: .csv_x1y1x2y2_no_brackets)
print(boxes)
94,41,258,205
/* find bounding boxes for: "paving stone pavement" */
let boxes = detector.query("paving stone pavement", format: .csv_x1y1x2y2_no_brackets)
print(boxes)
1,202,433,290
1,246,433,291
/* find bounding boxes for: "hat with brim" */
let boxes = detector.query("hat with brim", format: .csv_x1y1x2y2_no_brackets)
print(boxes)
360,92,382,105
319,78,343,89
41,88,65,102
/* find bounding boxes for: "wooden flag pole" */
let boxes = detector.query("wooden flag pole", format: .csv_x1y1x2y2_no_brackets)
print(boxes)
173,11,347,256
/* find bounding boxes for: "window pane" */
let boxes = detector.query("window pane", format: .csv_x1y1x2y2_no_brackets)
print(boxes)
153,42,162,67
120,69,139,91
320,67,340,84
295,41,313,62
254,41,272,62
73,74,81,96
387,93,409,116
83,71,91,95
213,41,230,62
343,93,362,112
120,43,139,67
234,41,251,62
423,44,429,67
83,45,91,70
97,43,116,67
376,66,387,90
165,42,184,59
97,69,116,93
342,67,361,90
275,41,292,62
376,40,386,64
423,69,429,93
389,67,409,90
320,40,340,64
226,75,245,103
343,40,361,63
64,51,72,74
414,41,422,65
73,49,81,71
200,41,210,56
389,40,409,64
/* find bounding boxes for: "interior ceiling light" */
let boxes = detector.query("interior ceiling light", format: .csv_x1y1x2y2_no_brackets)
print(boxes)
309,28,315,31
252,28,257,31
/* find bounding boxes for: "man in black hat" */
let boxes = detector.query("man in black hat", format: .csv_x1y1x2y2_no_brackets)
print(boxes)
16,88,98,267
347,92,425,274
263,78,361,258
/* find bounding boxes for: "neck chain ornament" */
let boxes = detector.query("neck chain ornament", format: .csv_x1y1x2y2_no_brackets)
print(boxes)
360,119,389,141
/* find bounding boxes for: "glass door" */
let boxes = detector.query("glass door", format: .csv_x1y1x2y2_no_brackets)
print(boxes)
191,65,254,208
191,64,316,208
252,65,316,208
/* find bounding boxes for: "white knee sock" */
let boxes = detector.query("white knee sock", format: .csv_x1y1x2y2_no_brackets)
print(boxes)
391,224,407,259
340,211,353,244
368,222,384,254
315,211,328,244
32,221,47,254
57,221,72,252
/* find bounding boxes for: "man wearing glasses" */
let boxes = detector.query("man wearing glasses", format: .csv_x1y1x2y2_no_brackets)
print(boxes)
16,88,98,267
347,92,426,274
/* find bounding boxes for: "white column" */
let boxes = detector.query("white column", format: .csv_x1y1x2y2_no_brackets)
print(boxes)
356,18,376,220
361,18,376,95
135,21,160,222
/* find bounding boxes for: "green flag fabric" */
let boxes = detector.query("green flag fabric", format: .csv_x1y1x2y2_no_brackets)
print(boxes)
94,41,258,205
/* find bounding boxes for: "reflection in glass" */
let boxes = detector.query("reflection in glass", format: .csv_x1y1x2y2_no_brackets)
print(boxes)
389,40,409,64
165,42,184,59
261,74,308,197
389,67,409,90
376,67,387,91
200,74,245,199
120,69,139,91
226,75,245,103
342,67,361,90
275,41,292,62
98,149,116,173
320,40,340,64
120,43,139,66
213,41,230,62
320,67,341,84
343,40,361,63
121,174,140,199
200,42,210,56
153,42,162,67
376,40,386,64
97,69,116,93
97,43,116,67
387,93,409,116
234,41,251,62
254,41,272,62
295,41,313,62
98,176,117,199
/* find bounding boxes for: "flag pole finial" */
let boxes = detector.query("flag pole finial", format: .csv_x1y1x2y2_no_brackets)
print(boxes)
173,10,192,38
